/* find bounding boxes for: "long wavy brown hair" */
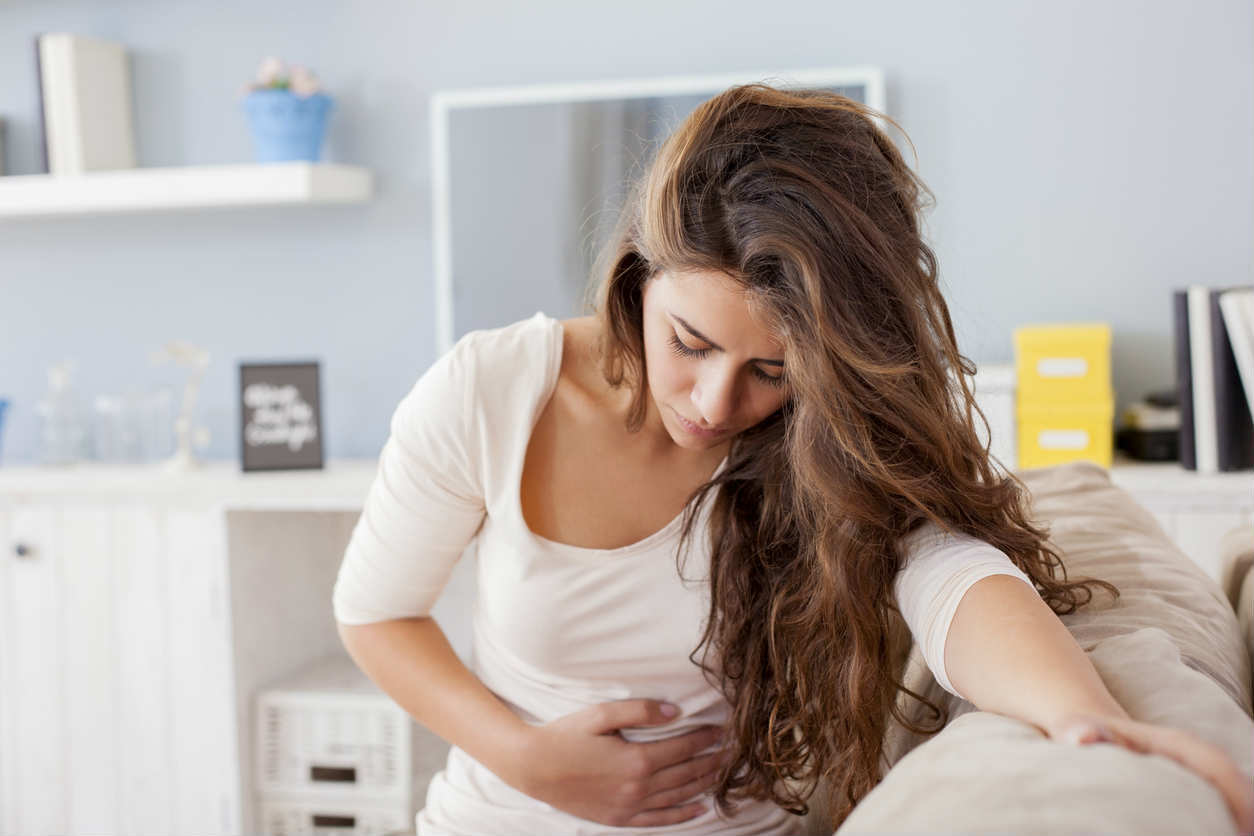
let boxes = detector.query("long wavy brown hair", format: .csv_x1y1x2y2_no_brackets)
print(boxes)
588,83,1121,828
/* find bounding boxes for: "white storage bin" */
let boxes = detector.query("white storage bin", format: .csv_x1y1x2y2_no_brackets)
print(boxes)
972,363,1017,473
255,654,449,801
256,791,415,836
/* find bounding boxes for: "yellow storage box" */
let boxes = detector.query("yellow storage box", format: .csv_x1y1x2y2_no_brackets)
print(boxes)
1017,395,1114,469
1013,323,1111,401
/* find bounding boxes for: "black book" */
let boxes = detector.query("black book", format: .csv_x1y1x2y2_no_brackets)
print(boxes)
1210,286,1254,471
1173,290,1195,469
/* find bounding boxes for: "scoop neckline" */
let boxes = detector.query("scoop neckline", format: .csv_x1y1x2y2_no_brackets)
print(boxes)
513,312,729,558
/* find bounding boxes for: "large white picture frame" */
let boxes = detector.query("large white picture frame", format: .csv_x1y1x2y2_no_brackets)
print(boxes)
429,66,887,355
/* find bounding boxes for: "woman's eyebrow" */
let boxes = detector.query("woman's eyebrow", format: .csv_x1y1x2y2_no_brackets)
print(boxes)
671,314,785,366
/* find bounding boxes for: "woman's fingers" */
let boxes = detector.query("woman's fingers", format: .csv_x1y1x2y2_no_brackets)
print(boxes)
638,724,723,770
642,768,721,810
1101,717,1254,834
582,699,683,735
1153,731,1254,836
643,750,728,804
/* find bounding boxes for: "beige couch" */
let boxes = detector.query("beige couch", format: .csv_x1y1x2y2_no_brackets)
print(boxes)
799,461,1254,836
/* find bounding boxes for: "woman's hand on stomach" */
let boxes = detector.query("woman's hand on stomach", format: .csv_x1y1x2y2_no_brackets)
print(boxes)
506,698,729,827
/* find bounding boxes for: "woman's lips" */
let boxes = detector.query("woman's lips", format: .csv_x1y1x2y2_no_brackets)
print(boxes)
674,409,726,439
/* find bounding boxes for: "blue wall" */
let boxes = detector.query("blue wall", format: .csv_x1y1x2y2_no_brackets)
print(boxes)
1,0,1251,465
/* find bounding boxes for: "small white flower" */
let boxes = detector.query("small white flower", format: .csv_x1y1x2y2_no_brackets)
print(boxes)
256,56,285,87
289,64,321,97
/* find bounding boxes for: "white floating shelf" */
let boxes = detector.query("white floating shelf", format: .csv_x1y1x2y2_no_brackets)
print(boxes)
0,161,373,218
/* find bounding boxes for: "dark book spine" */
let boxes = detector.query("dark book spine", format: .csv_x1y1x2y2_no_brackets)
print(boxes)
1211,287,1254,471
33,33,48,174
1174,290,1196,470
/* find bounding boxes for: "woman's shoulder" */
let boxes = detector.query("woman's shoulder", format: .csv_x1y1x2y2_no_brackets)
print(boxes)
393,313,564,459
897,519,1009,566
434,312,618,433
453,310,560,356
464,312,608,400
447,311,564,386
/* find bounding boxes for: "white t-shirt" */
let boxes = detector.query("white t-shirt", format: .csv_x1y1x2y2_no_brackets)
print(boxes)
332,311,1035,836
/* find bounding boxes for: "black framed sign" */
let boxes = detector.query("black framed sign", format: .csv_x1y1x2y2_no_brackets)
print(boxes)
238,360,324,472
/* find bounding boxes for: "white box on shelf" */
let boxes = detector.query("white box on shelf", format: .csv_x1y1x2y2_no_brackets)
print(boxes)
255,790,416,836
255,654,449,802
973,363,1017,473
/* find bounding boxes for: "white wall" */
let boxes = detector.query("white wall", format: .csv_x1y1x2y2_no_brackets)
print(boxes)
0,0,1249,463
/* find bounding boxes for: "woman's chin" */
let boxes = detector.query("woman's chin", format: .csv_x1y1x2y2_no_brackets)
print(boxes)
671,435,708,451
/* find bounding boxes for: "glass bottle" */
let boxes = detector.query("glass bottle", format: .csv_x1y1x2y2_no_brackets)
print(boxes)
35,360,89,465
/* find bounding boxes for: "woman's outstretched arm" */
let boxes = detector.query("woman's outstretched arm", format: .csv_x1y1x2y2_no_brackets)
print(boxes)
943,574,1254,835
943,574,1127,734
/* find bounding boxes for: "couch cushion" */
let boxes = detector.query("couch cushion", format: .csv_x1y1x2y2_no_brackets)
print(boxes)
1020,461,1251,715
822,461,1254,835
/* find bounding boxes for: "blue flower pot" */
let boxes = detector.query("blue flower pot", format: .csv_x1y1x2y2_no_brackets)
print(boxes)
242,89,333,162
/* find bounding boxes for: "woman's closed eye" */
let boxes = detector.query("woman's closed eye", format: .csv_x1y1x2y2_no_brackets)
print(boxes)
667,333,786,388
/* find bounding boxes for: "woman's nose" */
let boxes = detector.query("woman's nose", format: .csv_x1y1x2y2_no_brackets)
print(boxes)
692,370,737,428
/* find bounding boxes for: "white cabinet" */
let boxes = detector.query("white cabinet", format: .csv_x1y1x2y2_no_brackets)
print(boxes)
0,503,239,836
0,461,380,836
1,503,65,836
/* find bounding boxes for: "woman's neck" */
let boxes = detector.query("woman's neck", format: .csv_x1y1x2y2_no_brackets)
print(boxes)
564,315,729,466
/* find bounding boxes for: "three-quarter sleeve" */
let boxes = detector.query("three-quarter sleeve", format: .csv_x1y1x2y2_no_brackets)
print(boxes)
893,522,1037,700
332,335,487,625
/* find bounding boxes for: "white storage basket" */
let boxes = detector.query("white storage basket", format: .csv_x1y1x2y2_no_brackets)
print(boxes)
256,791,415,836
255,654,448,800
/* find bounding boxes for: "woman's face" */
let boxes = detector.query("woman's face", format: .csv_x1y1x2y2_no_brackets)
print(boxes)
640,268,790,451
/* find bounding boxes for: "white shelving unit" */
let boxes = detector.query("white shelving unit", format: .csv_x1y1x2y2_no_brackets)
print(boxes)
0,161,372,218
0,454,1247,835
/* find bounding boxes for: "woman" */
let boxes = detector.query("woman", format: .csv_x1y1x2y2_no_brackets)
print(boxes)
333,84,1254,835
